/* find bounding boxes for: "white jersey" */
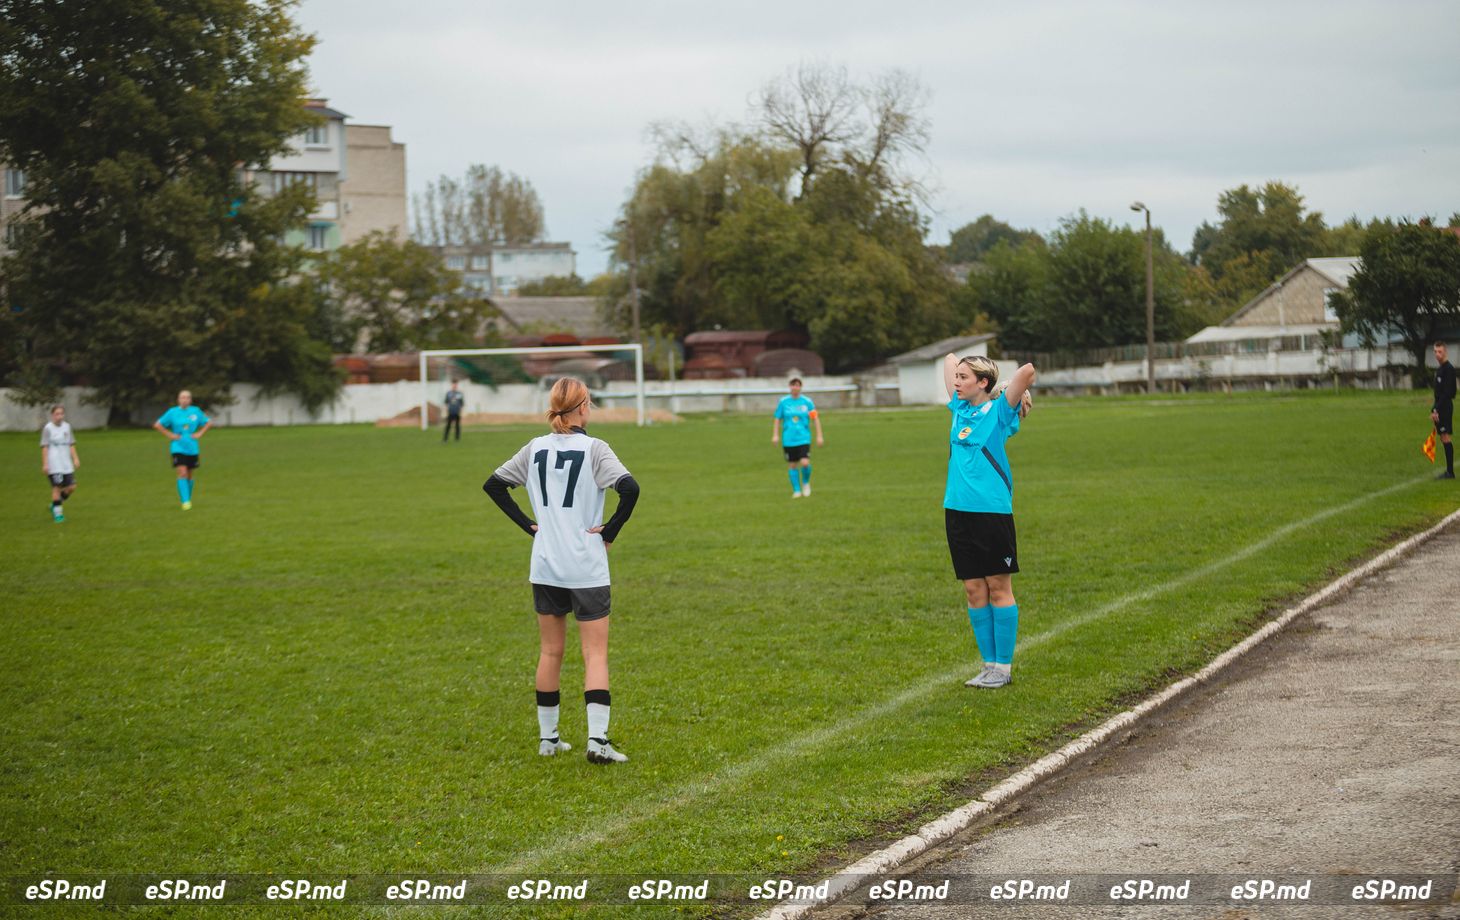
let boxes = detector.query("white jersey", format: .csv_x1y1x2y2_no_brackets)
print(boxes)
40,421,76,475
494,430,631,588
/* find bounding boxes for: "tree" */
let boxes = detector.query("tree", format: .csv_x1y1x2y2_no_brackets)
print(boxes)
411,164,545,245
1332,219,1460,384
311,232,495,353
946,215,1042,264
515,274,617,297
969,213,1205,353
1189,182,1330,309
0,0,340,414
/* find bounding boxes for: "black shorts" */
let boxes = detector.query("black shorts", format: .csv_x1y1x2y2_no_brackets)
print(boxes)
47,473,75,488
171,453,199,469
783,444,811,463
1436,404,1453,436
533,584,611,622
945,509,1019,580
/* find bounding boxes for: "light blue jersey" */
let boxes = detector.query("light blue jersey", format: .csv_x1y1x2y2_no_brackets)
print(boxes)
774,395,816,448
157,406,209,456
943,394,1019,514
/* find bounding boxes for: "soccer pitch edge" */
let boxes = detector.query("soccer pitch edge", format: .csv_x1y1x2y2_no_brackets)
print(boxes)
752,474,1454,920
496,473,1433,877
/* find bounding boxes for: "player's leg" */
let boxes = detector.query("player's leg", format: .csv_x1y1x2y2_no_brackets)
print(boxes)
786,461,801,497
535,604,571,755
453,415,461,441
577,591,626,764
961,577,996,686
50,479,64,522
173,460,191,508
984,573,1018,688
799,455,812,496
1441,419,1454,478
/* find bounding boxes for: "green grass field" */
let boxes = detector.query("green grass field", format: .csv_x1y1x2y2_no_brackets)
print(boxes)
0,391,1453,914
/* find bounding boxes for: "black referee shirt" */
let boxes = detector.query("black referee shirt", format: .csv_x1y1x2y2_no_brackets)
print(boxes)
1435,361,1456,410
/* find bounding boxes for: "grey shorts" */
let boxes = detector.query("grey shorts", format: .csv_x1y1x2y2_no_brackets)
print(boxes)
533,584,611,622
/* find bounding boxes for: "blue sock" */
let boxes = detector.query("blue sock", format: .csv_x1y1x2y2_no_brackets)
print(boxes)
967,605,994,663
184,479,193,502
176,479,188,503
787,469,800,493
992,604,1019,665
801,464,812,488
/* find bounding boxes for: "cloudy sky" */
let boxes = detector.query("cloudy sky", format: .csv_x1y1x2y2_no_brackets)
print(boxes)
295,0,1460,276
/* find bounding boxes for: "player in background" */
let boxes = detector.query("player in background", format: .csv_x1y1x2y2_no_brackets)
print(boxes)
772,377,824,498
1431,341,1456,480
40,405,79,523
943,354,1035,690
483,377,641,764
153,390,211,510
443,379,465,443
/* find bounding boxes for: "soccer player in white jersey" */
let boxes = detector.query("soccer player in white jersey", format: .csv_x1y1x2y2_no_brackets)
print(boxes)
483,377,641,764
40,405,80,523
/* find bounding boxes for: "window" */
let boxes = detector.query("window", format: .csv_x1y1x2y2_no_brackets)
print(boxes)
445,255,466,270
308,225,329,251
304,123,329,146
470,254,489,270
4,168,24,197
273,172,317,194
497,252,514,263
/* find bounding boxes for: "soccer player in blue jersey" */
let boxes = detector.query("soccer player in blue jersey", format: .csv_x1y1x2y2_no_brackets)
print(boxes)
943,354,1036,690
772,378,824,498
153,390,211,510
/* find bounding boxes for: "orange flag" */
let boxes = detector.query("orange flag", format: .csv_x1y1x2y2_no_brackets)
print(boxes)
1423,429,1437,463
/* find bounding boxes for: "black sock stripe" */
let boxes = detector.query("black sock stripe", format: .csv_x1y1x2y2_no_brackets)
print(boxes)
536,690,560,707
584,689,611,706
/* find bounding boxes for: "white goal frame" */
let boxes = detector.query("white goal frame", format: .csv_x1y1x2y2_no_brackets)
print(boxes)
418,344,646,430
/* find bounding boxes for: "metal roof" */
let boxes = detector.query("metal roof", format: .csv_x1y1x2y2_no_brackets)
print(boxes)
888,333,998,365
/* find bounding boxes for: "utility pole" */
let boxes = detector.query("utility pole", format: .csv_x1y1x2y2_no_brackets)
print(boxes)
1131,201,1155,394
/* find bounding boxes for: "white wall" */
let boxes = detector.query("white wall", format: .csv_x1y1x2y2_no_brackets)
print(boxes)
1,387,110,432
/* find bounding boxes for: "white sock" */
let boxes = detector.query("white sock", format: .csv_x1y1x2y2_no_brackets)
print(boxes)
535,690,560,739
994,663,1012,675
585,689,611,740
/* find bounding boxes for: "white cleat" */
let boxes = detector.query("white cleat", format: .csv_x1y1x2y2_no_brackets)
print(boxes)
964,664,998,687
800,483,811,497
586,738,629,764
791,491,802,499
539,737,572,756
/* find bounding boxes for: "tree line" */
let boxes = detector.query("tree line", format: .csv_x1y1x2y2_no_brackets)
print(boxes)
2,5,1456,416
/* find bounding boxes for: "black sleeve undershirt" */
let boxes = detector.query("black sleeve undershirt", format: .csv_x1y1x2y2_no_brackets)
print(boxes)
483,474,537,536
599,475,640,544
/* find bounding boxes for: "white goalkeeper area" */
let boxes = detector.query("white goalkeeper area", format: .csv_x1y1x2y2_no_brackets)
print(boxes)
417,344,647,429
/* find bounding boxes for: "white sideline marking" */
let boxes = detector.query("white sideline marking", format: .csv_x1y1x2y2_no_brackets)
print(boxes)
496,476,1431,874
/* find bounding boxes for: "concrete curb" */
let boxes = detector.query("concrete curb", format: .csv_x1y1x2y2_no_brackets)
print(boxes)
755,506,1460,920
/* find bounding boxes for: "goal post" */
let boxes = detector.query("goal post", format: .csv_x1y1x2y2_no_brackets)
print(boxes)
417,344,646,430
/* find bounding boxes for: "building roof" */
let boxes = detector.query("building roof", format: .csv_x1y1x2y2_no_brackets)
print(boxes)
1222,257,1360,326
887,334,997,365
489,296,616,338
1186,323,1333,344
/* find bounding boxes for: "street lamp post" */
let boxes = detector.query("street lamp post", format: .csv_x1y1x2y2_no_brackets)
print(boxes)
1130,201,1155,394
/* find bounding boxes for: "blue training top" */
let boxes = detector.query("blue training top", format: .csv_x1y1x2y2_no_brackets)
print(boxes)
943,394,1018,514
157,406,210,456
774,395,816,448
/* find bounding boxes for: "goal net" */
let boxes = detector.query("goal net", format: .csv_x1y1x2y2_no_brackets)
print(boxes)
417,344,647,429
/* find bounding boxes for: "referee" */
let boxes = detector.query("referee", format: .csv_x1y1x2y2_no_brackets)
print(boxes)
1432,341,1456,480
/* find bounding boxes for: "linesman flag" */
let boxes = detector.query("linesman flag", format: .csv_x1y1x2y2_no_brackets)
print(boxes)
1423,429,1437,463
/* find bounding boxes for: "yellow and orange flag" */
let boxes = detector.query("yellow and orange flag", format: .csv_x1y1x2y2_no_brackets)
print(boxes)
1423,429,1437,463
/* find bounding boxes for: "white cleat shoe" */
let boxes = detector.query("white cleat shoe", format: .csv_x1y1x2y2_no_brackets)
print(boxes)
964,664,998,687
539,737,572,756
586,738,629,764
977,669,1012,689
801,483,811,497
791,491,802,499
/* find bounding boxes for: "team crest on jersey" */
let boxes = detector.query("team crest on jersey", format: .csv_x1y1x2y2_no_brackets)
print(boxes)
958,427,972,440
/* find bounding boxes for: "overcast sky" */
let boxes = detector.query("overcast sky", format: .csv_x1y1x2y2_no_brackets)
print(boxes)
295,0,1459,276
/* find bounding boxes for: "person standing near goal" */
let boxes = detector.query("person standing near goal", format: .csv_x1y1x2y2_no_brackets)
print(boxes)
40,405,80,523
153,390,211,510
943,354,1035,690
772,377,824,498
443,380,465,443
482,377,641,764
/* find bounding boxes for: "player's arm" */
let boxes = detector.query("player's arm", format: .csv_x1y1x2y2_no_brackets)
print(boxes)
40,443,47,475
943,353,958,399
482,475,537,535
591,475,640,547
194,421,212,440
1002,363,1037,409
70,442,79,469
153,419,179,441
771,417,780,444
812,409,824,446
